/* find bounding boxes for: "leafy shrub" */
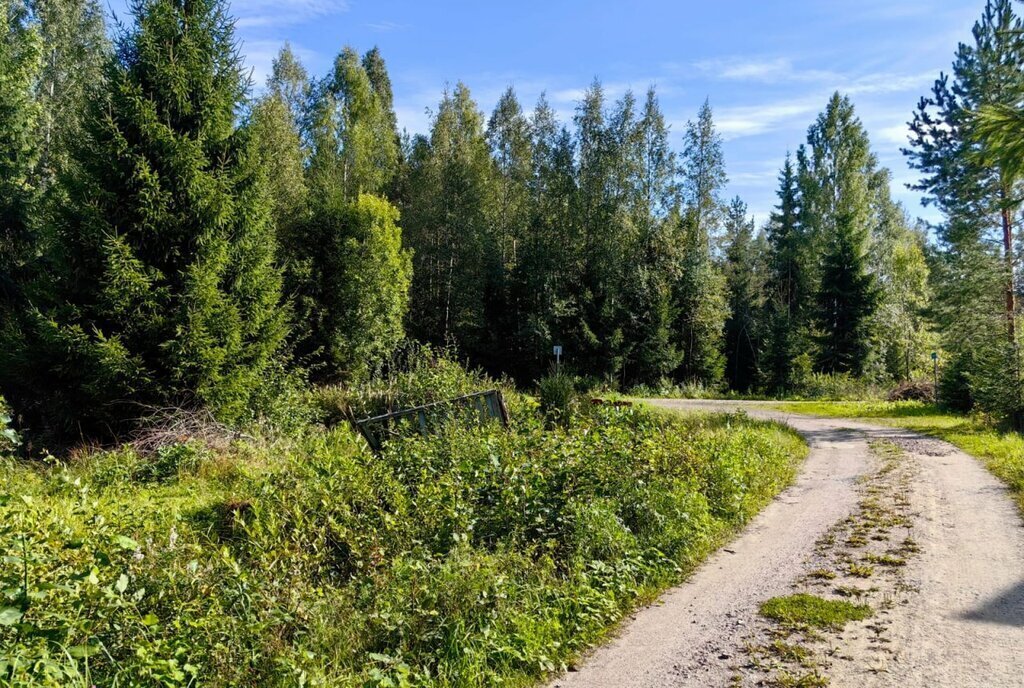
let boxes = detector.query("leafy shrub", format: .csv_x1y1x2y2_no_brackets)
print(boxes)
0,395,19,455
0,400,805,686
537,371,578,426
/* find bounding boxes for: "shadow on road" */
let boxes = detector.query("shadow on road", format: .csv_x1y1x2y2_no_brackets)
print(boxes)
961,580,1024,627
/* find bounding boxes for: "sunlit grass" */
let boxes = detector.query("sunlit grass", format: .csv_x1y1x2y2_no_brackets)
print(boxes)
772,401,1024,512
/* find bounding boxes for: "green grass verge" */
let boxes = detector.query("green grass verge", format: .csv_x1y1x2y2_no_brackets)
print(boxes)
759,593,872,629
0,404,806,687
771,401,1024,511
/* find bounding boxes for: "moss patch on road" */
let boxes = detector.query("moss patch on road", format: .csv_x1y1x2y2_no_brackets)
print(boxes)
759,594,872,629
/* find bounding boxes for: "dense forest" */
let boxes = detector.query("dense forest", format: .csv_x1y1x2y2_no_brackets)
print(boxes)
1,0,1023,442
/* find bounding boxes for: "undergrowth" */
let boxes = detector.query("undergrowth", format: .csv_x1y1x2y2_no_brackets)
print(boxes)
1,355,807,687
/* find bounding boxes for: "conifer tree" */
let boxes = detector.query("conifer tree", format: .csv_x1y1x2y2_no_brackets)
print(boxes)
761,154,809,392
485,87,533,369
0,0,42,302
800,93,879,375
723,197,764,391
675,99,728,384
509,94,578,380
1,0,289,434
907,0,1023,425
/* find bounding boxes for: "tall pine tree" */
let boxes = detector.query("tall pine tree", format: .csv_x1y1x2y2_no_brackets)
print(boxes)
907,0,1023,424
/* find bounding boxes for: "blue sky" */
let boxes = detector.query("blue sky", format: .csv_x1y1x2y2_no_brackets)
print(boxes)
112,0,986,225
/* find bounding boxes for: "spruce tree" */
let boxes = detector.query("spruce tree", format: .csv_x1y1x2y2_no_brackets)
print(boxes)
723,197,764,391
799,93,879,375
485,87,533,370
761,154,809,392
509,94,579,380
572,80,627,377
1,0,289,435
675,99,728,385
0,0,42,302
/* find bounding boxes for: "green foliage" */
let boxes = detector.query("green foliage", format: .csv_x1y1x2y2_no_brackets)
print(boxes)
1,0,289,437
0,396,20,454
723,197,765,392
288,193,412,381
0,0,42,300
310,343,505,424
794,372,885,401
402,83,494,358
27,0,108,188
250,89,307,233
907,0,1024,427
0,390,805,685
799,93,879,376
307,46,399,201
537,370,578,427
675,100,729,386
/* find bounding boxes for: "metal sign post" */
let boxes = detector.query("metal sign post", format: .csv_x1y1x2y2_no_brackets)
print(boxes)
553,345,562,374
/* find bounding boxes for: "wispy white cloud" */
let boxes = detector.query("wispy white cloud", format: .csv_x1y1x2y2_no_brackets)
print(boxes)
366,20,409,32
712,99,821,140
231,0,349,28
693,57,836,84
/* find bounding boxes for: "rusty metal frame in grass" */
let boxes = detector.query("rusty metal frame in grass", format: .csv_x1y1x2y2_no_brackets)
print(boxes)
353,389,510,452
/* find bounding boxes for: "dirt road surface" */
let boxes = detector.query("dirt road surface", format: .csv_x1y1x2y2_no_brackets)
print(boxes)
549,400,1024,688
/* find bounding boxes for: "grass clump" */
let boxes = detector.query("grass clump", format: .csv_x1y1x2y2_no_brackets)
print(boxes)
759,593,872,630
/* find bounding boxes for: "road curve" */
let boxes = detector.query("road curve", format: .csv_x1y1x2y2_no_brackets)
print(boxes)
549,399,1024,688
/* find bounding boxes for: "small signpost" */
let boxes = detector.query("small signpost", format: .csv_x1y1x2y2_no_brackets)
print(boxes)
553,345,563,374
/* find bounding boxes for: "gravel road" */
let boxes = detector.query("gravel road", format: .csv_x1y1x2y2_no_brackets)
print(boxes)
549,400,1024,688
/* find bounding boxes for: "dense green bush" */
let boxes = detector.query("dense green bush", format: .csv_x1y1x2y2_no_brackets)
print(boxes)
537,371,578,427
0,401,804,686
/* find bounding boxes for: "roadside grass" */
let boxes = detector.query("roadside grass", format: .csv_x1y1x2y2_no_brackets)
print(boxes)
0,380,808,686
771,401,1024,511
759,593,872,630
